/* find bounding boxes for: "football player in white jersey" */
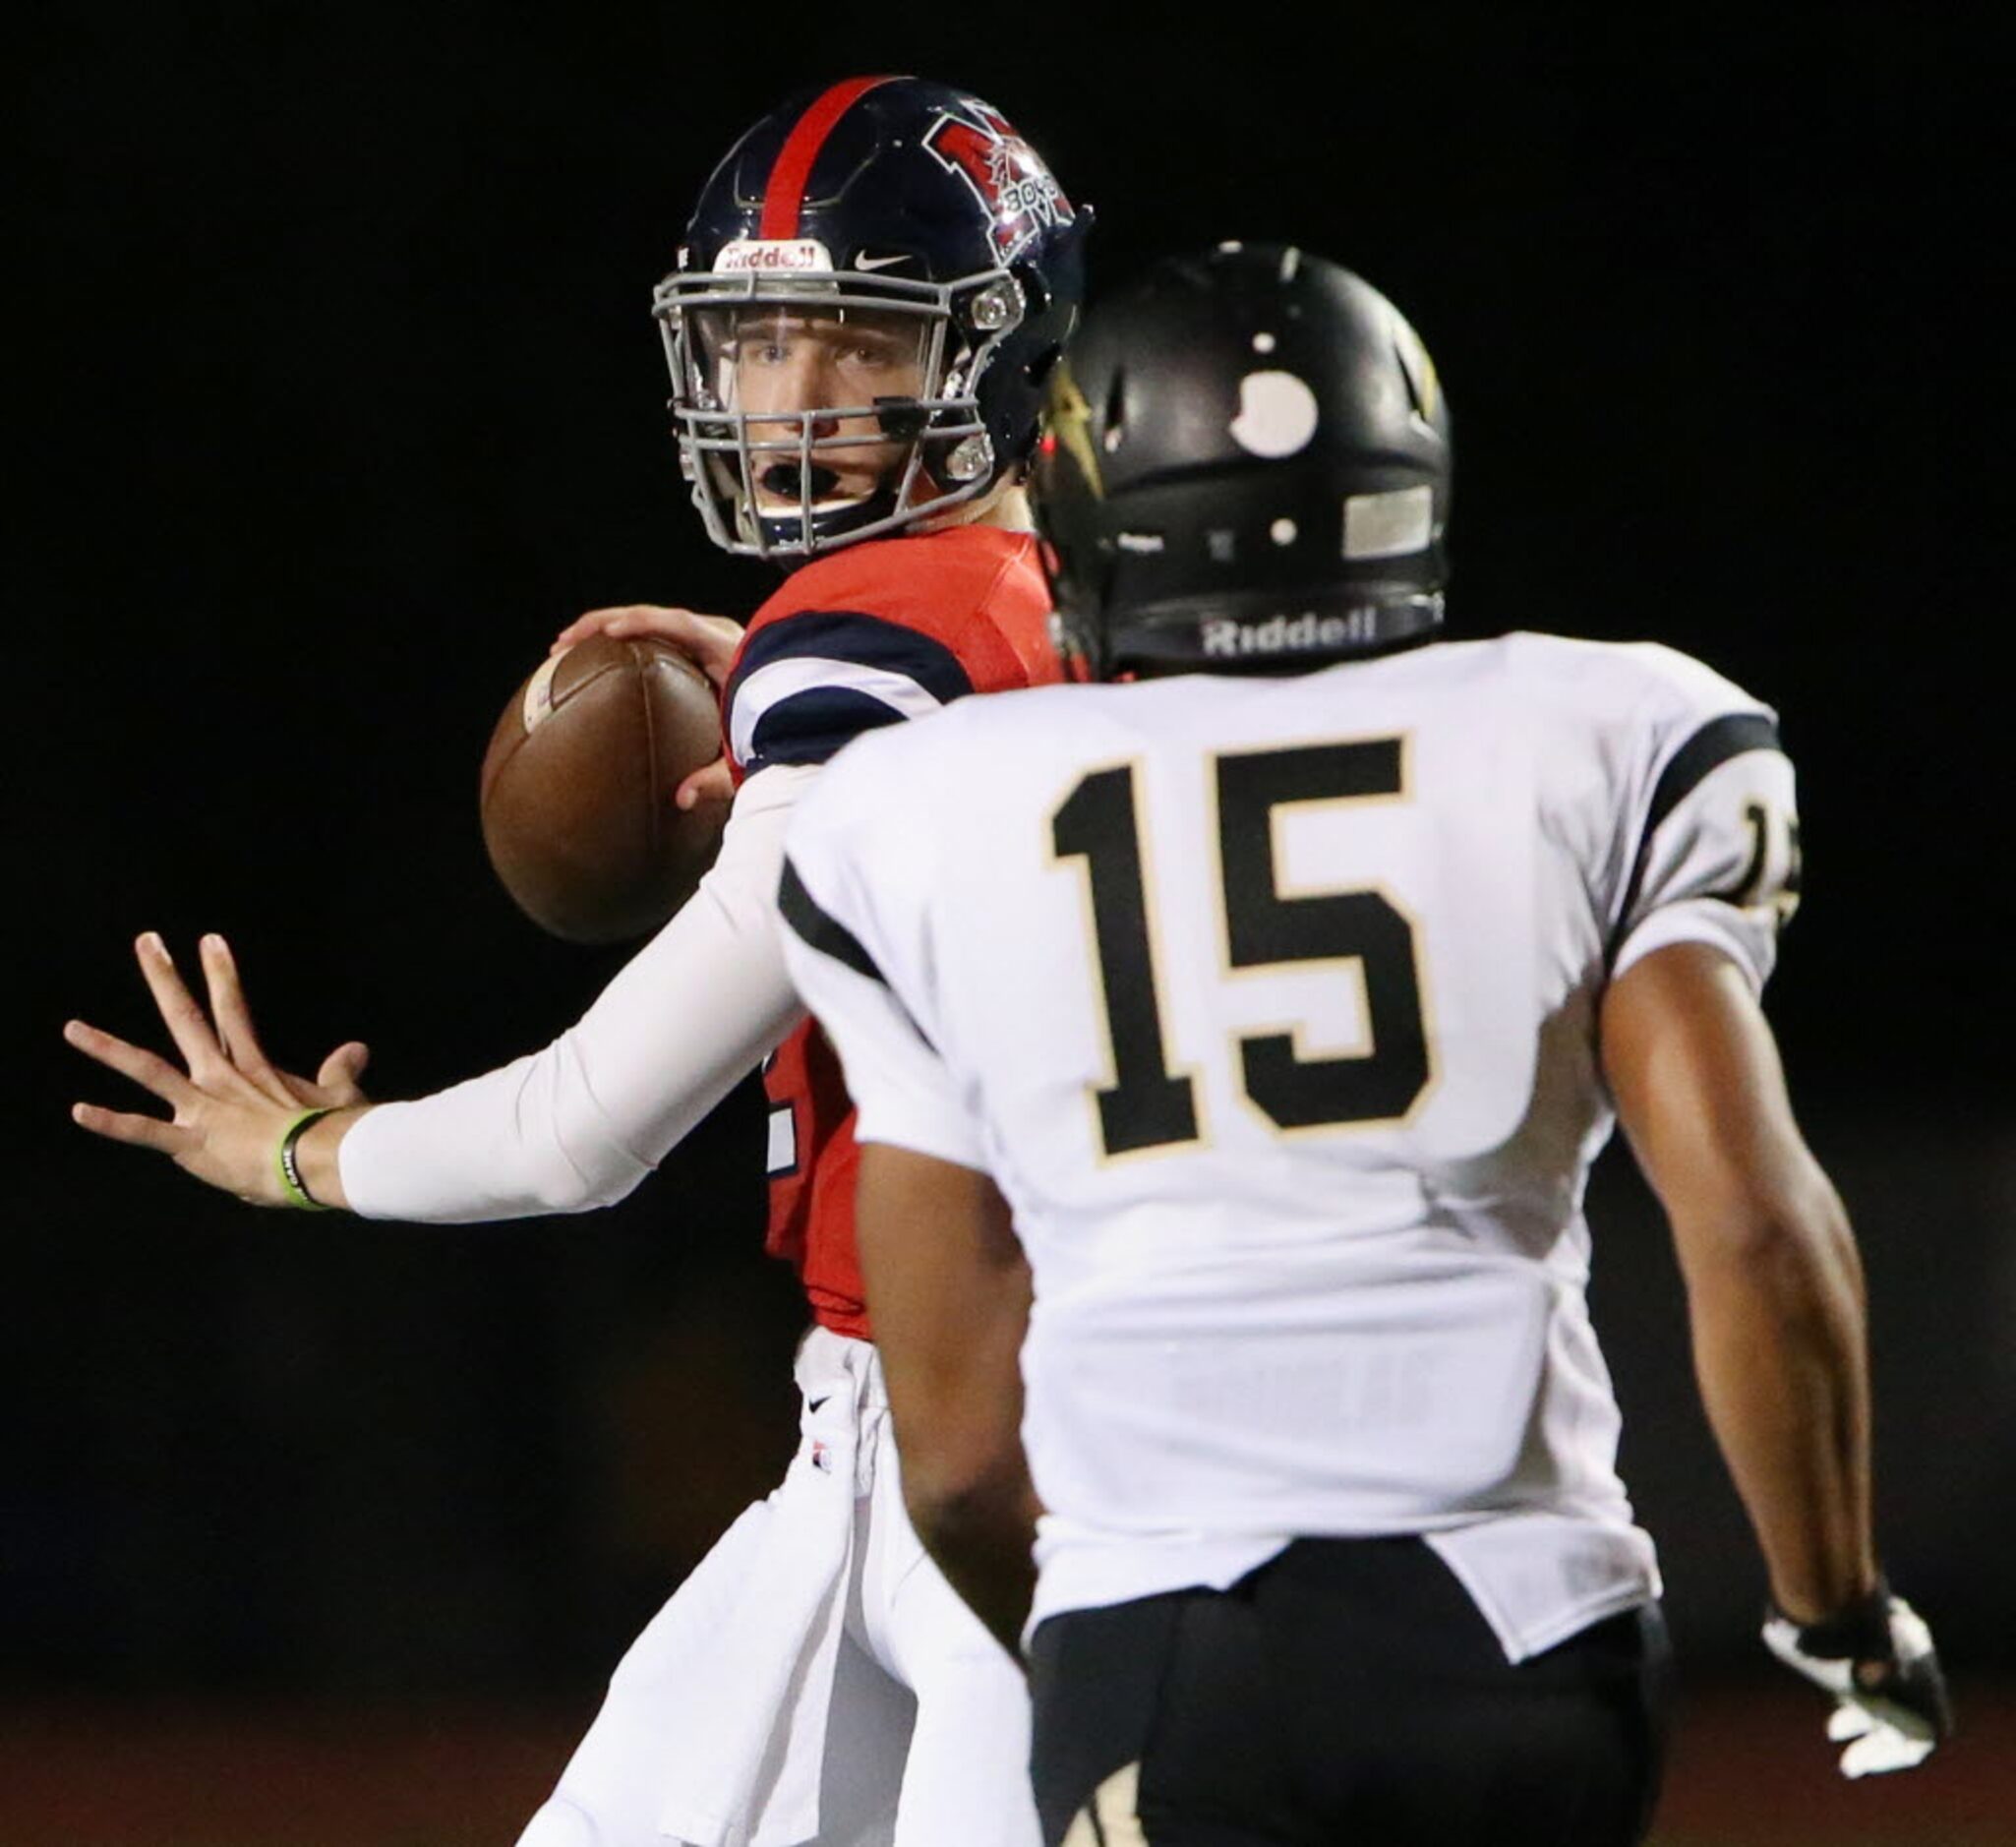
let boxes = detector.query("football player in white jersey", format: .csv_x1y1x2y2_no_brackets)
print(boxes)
776,245,1952,1844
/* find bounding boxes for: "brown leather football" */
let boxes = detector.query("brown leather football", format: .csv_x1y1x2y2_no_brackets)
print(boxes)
479,635,729,943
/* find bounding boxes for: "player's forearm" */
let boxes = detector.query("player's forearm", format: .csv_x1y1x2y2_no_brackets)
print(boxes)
333,768,811,1221
332,1048,653,1220
903,1461,1041,1662
855,1144,1038,1656
336,945,796,1221
1681,1195,1876,1623
1604,943,1880,1623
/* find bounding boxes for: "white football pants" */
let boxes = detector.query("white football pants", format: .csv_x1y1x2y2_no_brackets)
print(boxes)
516,1327,1038,1847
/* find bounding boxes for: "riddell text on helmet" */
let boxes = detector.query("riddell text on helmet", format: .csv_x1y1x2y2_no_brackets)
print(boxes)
713,239,834,272
1203,609,1389,656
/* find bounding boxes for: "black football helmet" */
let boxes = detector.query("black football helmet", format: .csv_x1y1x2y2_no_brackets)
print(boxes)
655,76,1089,560
1033,243,1451,679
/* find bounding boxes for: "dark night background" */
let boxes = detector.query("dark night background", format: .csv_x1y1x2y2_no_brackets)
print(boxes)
14,5,2014,1841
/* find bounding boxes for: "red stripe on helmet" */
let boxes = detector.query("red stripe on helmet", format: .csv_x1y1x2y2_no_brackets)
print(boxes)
758,75,903,240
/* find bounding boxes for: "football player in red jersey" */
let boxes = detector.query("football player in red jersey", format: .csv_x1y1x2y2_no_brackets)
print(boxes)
66,76,1087,1847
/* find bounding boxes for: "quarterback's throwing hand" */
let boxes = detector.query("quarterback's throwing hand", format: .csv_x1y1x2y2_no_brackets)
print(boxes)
65,933,370,1206
1762,1584,1953,1776
550,604,743,811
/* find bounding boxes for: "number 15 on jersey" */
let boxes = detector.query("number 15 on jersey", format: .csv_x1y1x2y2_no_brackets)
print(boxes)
1050,738,1434,1161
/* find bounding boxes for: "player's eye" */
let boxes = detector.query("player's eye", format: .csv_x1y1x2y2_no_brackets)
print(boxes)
724,325,801,365
841,337,911,374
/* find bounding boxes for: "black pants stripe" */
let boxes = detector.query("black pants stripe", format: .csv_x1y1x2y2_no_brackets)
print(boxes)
1030,1536,1671,1846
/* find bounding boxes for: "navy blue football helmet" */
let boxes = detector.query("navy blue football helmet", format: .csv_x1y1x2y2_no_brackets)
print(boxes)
1034,244,1452,679
655,76,1090,560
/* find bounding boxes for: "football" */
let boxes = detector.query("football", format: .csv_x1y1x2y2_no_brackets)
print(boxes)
479,634,729,944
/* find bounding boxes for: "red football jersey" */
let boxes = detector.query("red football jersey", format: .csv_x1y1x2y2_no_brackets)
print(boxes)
722,524,1060,1337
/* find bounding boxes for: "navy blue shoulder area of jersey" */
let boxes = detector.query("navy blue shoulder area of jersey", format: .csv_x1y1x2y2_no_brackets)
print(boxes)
726,610,978,774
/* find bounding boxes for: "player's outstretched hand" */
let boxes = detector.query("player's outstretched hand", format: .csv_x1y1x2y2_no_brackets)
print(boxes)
65,932,370,1207
1762,1583,1953,1776
551,605,744,811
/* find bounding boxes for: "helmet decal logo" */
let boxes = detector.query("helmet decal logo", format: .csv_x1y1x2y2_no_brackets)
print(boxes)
1394,321,1442,425
1228,371,1319,458
923,103,1074,261
1044,360,1105,499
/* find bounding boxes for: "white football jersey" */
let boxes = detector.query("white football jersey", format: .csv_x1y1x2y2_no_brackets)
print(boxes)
778,633,1800,1659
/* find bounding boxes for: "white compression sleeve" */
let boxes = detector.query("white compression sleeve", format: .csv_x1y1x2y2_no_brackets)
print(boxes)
337,764,818,1222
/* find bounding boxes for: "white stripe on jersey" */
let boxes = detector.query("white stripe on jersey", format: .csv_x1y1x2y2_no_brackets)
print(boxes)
728,655,947,767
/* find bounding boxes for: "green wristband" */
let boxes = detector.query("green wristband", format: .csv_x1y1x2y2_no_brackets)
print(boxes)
276,1106,335,1212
